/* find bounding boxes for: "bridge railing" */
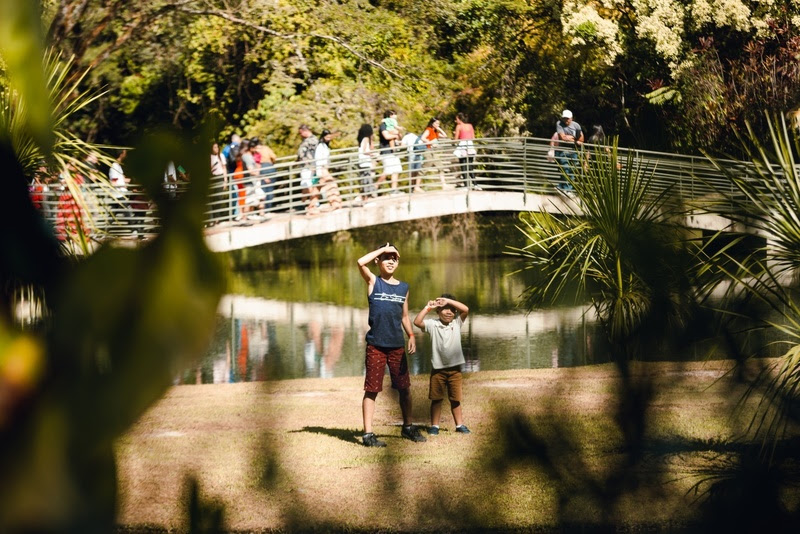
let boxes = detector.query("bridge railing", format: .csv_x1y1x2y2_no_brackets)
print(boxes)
32,136,750,243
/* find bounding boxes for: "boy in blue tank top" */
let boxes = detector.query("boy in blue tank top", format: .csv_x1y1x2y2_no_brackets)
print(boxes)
357,243,426,447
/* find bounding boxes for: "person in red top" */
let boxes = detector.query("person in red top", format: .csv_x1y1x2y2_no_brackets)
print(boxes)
420,117,448,188
453,113,477,189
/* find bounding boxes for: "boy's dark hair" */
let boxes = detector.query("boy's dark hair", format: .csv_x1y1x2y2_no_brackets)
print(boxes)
438,293,457,311
375,242,399,263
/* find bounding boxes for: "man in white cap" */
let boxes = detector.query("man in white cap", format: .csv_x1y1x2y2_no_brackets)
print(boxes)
555,109,584,190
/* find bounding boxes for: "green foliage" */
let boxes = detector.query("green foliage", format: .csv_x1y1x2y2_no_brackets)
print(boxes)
29,0,800,152
0,9,226,530
510,143,696,353
702,114,800,449
0,1,52,150
1,50,112,177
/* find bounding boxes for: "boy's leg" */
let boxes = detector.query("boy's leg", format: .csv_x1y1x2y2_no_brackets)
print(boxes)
398,387,412,427
450,400,463,427
386,347,411,424
363,391,378,434
431,400,443,427
449,371,464,427
429,371,446,427
363,345,386,434
386,347,425,441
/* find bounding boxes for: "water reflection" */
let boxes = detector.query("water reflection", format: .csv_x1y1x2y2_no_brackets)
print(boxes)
179,296,604,384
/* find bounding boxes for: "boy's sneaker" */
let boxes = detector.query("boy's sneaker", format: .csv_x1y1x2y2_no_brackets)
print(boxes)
362,433,387,447
401,425,427,442
455,425,471,434
427,426,439,435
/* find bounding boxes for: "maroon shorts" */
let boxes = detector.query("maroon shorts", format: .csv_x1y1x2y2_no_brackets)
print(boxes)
364,344,410,393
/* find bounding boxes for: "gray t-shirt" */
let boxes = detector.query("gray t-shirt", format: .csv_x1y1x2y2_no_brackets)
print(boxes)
556,120,582,147
423,316,466,369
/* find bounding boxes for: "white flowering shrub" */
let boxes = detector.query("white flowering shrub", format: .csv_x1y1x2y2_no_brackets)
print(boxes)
690,0,753,31
561,2,623,65
562,0,795,74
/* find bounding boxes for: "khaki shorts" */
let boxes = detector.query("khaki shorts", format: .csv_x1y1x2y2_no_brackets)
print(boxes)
429,367,462,402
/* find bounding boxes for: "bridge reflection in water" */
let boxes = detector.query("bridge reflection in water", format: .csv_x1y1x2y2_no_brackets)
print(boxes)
38,136,751,251
178,295,601,385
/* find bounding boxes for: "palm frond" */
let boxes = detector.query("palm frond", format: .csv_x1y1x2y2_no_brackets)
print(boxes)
702,113,800,451
1,48,124,247
509,140,694,352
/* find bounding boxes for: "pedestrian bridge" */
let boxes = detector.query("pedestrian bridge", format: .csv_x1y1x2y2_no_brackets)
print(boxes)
39,137,748,252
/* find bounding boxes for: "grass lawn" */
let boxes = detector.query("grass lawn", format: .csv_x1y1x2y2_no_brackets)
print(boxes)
115,359,780,532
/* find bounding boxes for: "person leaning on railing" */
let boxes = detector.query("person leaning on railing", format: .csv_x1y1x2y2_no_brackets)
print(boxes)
210,142,228,224
315,129,342,211
108,149,134,227
357,123,377,201
297,124,321,215
251,137,278,214
555,109,583,192
420,117,449,189
453,113,478,189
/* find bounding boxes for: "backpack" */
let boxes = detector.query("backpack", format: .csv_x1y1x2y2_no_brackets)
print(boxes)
226,146,239,174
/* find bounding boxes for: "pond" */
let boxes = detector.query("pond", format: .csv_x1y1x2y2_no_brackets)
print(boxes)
180,213,729,385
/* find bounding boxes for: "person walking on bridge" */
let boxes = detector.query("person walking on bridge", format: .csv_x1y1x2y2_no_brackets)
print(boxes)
376,110,402,194
315,129,342,211
357,123,376,201
555,109,583,191
297,124,321,215
453,113,477,189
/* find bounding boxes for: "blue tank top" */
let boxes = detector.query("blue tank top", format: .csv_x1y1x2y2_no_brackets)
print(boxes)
366,277,409,348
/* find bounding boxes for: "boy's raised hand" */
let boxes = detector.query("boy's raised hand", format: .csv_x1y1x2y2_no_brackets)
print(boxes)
433,297,447,307
382,243,399,257
427,300,438,309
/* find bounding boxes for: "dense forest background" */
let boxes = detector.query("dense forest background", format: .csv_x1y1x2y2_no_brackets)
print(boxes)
30,0,800,155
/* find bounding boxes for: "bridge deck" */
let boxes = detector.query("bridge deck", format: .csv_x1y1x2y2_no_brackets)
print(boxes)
204,188,738,252
205,189,576,251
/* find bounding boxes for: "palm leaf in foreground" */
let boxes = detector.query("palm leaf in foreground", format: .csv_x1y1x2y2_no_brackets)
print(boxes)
509,142,694,353
702,114,800,450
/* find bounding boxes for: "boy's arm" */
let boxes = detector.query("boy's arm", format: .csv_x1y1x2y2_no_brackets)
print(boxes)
438,297,469,322
413,300,437,330
356,243,398,284
402,292,416,354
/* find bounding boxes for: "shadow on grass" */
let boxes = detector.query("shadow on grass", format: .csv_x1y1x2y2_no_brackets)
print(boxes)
291,426,362,444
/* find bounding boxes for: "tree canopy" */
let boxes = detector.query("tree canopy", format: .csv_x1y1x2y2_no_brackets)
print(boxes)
13,0,798,154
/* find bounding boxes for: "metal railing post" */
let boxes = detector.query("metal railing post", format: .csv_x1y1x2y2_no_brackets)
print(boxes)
523,137,528,204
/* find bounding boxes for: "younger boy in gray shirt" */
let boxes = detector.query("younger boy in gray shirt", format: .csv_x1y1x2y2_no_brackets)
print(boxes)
413,293,471,435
